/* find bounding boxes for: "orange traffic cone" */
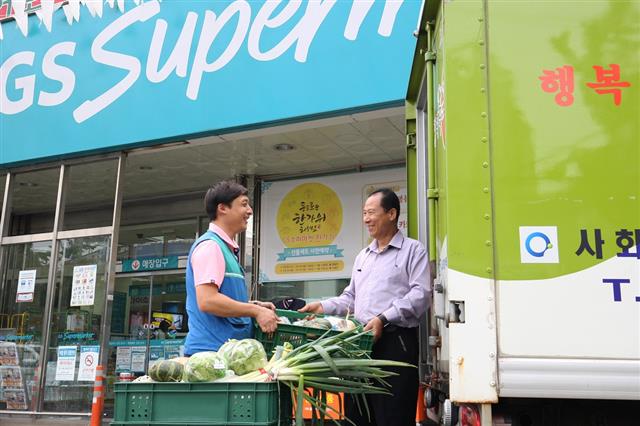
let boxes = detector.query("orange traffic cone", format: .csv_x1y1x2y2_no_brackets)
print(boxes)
90,365,105,426
416,384,427,423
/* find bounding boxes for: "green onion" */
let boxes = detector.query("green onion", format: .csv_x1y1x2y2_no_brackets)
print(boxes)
229,328,415,425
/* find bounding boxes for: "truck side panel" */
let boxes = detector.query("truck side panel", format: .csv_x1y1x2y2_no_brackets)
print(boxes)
488,1,639,357
408,0,639,407
438,0,499,403
487,0,639,398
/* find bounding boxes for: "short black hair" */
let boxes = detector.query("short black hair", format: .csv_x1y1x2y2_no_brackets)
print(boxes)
205,181,249,221
368,188,400,223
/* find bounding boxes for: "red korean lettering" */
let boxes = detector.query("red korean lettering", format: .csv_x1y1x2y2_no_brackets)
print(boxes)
539,65,574,106
586,64,631,106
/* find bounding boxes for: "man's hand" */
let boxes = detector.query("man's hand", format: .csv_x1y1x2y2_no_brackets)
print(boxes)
298,302,324,314
364,316,384,342
255,306,279,333
251,300,276,311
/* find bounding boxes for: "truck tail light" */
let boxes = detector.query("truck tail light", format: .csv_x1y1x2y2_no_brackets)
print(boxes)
459,404,481,426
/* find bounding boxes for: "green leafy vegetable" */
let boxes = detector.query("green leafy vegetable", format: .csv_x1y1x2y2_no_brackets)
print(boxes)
218,338,268,376
182,351,227,382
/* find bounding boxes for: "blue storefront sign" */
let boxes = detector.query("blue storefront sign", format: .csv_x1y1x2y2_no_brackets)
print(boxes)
109,338,185,347
122,255,179,272
0,0,420,166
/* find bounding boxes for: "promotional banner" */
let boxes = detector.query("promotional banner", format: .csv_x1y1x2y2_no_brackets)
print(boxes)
0,366,23,388
259,168,406,282
0,342,19,366
3,389,27,410
0,343,26,410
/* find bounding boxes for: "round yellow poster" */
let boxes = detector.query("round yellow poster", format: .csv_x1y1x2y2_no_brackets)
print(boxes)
277,183,343,248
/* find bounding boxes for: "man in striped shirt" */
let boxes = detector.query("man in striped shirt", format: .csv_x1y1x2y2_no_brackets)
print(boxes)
301,188,429,425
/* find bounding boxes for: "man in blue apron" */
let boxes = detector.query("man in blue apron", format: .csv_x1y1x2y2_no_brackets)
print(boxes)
184,181,278,355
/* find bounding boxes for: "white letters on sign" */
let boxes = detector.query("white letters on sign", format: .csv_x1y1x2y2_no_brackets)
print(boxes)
38,42,76,107
0,51,36,114
187,1,251,101
73,0,160,123
0,0,405,122
146,12,198,83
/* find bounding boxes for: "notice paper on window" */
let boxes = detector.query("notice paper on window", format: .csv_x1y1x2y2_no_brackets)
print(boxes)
55,346,77,381
77,346,99,382
116,346,132,372
70,265,97,307
16,270,36,303
130,347,147,373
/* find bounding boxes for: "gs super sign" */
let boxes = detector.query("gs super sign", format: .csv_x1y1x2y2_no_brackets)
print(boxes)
0,0,420,166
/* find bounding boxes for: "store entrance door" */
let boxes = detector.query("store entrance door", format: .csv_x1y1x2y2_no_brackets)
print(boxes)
104,271,187,416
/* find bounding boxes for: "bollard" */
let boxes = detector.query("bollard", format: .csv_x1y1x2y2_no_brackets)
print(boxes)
90,365,105,426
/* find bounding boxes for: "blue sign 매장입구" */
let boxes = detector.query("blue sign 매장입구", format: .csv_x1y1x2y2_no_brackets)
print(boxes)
0,0,420,166
122,256,179,273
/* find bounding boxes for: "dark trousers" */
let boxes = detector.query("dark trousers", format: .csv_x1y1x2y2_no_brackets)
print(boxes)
344,326,419,426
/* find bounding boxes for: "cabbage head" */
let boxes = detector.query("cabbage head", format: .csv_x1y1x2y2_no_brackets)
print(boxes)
182,351,227,382
218,339,267,376
218,339,238,358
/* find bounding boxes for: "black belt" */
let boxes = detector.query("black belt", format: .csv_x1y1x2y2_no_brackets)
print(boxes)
383,324,417,334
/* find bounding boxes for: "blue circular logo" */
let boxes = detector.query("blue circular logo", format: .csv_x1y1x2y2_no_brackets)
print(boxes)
525,232,552,257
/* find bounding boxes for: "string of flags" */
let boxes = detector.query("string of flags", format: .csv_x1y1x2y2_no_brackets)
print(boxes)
0,0,158,40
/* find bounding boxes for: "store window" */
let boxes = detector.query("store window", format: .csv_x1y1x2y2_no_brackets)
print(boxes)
62,160,118,231
0,241,52,411
42,235,110,413
9,168,60,236
117,220,197,262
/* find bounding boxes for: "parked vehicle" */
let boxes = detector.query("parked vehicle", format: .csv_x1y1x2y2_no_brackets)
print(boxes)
405,1,639,424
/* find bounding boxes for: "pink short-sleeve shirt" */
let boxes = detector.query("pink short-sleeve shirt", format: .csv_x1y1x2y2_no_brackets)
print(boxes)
191,223,239,288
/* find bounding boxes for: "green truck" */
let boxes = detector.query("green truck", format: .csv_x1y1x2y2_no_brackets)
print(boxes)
405,1,639,424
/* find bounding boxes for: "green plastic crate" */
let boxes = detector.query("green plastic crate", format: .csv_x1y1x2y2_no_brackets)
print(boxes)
255,309,374,355
112,381,285,425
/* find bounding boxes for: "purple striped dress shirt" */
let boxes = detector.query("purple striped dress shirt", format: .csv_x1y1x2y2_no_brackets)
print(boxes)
321,230,430,328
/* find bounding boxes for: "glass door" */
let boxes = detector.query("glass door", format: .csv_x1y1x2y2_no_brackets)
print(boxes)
42,235,110,413
103,272,186,417
0,241,52,412
103,275,151,417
